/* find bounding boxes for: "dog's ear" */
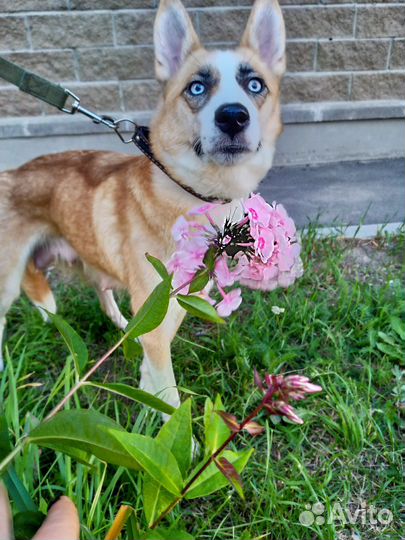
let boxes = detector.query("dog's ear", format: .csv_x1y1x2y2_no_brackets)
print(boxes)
241,0,286,77
154,0,200,82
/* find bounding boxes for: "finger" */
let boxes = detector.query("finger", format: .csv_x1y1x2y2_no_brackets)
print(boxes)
0,482,13,540
32,496,80,540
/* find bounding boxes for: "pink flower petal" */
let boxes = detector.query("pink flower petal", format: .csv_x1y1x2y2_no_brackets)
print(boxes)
244,194,272,227
188,203,219,216
216,288,242,317
214,256,235,288
172,216,190,242
254,227,275,263
171,270,195,294
201,290,216,305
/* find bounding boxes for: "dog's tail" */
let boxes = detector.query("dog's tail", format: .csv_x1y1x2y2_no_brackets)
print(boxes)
22,260,57,321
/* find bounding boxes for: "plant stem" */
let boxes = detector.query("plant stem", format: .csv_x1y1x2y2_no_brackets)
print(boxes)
0,441,25,475
182,403,264,494
0,333,129,475
170,276,198,297
150,401,264,529
45,332,128,421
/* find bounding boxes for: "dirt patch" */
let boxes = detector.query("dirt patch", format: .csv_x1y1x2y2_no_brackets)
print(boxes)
339,236,404,285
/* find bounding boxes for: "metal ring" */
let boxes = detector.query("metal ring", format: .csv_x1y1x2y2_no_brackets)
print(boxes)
114,118,138,144
61,88,80,114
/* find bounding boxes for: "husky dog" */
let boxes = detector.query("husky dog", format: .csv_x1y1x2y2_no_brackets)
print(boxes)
0,0,286,411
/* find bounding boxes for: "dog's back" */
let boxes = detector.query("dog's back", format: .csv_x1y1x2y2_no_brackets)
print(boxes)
0,150,153,369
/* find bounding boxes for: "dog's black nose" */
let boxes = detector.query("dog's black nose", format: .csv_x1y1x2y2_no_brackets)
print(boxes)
215,103,250,138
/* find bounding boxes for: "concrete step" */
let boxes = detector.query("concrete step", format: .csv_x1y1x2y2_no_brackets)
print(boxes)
261,158,405,229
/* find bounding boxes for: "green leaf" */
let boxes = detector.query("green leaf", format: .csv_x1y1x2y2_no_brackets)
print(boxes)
177,295,224,324
111,431,183,495
204,395,231,455
215,456,244,499
390,316,405,341
13,511,45,540
377,331,398,347
84,382,175,416
123,338,143,361
368,329,377,348
125,279,171,339
185,449,254,499
1,467,38,513
188,269,210,294
376,342,403,361
0,413,10,457
157,399,192,475
143,531,165,540
28,410,141,470
203,246,217,273
127,512,142,540
143,400,193,526
0,415,37,512
146,253,170,281
143,476,176,527
144,529,194,540
48,313,88,374
239,531,254,540
216,411,240,433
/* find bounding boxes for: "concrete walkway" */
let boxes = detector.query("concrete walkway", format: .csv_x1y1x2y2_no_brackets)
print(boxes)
261,158,405,229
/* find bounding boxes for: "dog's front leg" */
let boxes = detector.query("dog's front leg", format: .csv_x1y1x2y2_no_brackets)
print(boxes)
137,298,186,419
97,288,128,331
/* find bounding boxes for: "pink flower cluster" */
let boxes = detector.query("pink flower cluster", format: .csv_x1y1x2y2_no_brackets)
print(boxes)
167,195,303,317
255,371,323,424
238,194,303,291
218,371,322,435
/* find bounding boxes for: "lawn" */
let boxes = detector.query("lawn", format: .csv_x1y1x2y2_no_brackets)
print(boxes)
1,227,404,540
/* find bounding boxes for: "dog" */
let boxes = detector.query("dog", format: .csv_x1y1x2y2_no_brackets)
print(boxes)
0,0,286,412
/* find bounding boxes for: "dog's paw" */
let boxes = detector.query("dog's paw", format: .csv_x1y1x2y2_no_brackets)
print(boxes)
34,291,57,322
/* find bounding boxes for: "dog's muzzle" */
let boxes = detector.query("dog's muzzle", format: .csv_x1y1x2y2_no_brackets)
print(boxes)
215,103,250,139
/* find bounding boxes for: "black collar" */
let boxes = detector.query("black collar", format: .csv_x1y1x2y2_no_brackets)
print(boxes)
132,126,231,205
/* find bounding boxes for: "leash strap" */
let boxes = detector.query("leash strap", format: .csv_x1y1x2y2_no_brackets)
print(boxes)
0,56,228,204
131,126,226,204
131,126,225,204
0,57,70,110
133,126,178,181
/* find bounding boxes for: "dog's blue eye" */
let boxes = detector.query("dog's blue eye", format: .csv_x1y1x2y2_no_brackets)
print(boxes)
189,82,206,96
247,78,264,93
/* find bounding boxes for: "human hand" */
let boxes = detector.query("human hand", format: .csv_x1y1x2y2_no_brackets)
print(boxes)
0,483,80,540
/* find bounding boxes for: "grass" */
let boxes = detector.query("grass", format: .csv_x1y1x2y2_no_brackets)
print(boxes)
1,226,404,539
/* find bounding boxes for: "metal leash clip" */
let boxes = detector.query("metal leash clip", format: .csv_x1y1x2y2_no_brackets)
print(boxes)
61,88,138,144
61,88,117,131
113,119,138,144
61,89,81,114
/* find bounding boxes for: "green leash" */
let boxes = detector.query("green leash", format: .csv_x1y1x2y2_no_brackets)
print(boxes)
0,57,72,111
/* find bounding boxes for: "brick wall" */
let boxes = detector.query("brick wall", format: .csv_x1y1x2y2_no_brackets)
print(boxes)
0,0,404,117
